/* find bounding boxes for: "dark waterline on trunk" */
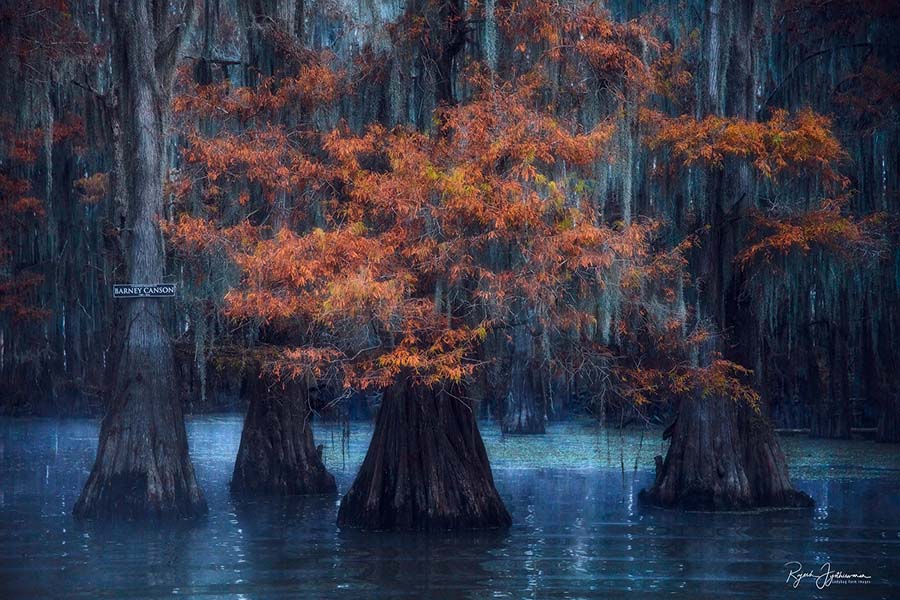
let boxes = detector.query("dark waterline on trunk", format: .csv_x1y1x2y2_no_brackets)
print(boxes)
2,416,899,598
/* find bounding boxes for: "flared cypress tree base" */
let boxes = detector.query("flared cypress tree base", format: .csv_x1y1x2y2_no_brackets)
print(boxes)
74,343,206,519
640,393,814,511
338,378,511,530
231,380,336,496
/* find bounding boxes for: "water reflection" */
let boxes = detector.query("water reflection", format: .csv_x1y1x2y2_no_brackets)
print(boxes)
0,417,897,599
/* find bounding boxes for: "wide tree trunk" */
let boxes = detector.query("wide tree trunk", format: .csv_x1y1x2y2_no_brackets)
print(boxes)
231,375,336,495
337,376,511,530
74,1,205,519
641,392,813,510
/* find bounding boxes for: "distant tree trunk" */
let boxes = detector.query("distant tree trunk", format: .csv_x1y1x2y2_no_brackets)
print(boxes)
231,374,336,495
501,321,545,434
74,0,205,519
642,0,810,511
433,0,465,107
807,320,851,439
876,392,900,443
861,302,899,443
337,375,511,530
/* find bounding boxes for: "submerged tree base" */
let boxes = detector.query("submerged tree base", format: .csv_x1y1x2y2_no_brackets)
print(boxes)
639,393,814,511
501,401,546,435
231,379,336,496
501,420,546,435
337,377,511,531
74,383,207,520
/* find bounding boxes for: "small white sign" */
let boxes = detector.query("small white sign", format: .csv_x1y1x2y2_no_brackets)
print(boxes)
112,284,176,298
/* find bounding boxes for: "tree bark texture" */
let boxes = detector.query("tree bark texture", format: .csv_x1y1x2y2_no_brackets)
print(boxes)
337,376,511,530
74,0,206,520
231,375,336,496
640,392,813,510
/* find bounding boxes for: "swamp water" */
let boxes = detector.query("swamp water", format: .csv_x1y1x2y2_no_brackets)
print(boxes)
0,416,898,599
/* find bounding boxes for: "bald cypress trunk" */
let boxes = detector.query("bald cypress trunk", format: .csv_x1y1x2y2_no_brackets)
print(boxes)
231,375,336,495
641,389,813,510
502,321,545,434
74,0,205,520
641,0,810,511
806,310,852,439
337,376,511,530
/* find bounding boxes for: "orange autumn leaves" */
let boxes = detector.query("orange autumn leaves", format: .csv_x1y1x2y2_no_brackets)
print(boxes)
171,50,337,205
164,2,881,409
211,78,647,390
618,356,760,410
738,199,887,267
1,112,85,322
172,65,339,121
170,62,664,390
0,169,47,321
181,127,325,202
643,107,885,266
496,0,693,107
644,108,848,184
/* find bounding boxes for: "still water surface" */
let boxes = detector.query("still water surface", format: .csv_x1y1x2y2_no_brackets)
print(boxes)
0,416,898,599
